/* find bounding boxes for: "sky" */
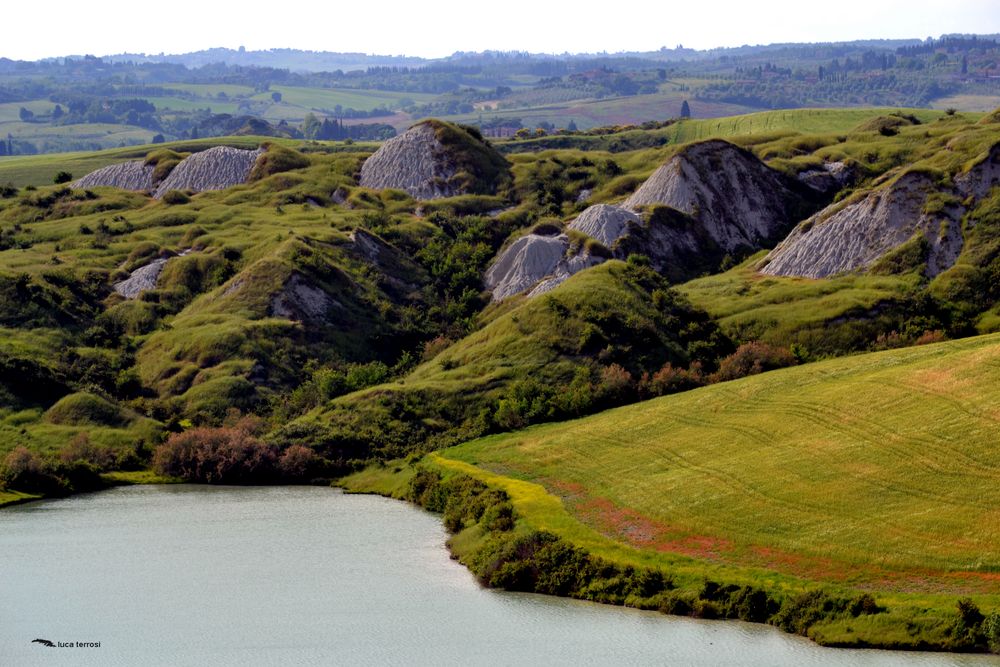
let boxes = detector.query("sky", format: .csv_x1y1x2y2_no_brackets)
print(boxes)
5,0,1000,61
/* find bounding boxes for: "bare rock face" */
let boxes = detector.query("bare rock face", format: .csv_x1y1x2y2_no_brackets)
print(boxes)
762,172,963,278
72,161,154,192
797,161,855,194
485,140,812,301
114,257,169,298
764,143,1000,279
623,139,806,253
359,124,456,199
955,143,1000,200
153,147,264,198
568,204,640,247
270,273,340,323
526,252,605,298
485,234,571,301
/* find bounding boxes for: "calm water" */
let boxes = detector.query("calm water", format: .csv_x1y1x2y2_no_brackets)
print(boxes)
0,486,996,666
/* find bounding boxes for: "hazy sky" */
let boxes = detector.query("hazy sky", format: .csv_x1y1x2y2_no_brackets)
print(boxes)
5,0,1000,60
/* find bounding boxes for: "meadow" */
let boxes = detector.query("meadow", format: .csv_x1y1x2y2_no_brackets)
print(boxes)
422,332,1000,645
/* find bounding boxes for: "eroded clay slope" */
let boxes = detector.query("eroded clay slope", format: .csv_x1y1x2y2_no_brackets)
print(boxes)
153,147,264,198
72,161,154,191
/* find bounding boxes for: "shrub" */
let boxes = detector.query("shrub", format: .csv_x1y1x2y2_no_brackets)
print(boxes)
713,342,797,382
277,444,317,480
153,419,278,484
640,361,705,397
58,433,117,470
53,171,72,184
161,190,190,205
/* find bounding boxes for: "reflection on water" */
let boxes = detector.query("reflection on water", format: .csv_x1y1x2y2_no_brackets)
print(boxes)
0,485,993,666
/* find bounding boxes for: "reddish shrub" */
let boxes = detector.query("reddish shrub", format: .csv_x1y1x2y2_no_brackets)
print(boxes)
58,433,116,470
595,363,635,406
153,426,278,484
277,444,317,480
713,342,797,382
641,361,706,397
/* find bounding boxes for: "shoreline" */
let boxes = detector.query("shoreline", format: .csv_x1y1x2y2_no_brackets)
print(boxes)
339,459,1000,656
5,465,998,656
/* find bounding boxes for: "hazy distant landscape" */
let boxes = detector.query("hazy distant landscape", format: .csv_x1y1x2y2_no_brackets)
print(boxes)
2,36,1000,154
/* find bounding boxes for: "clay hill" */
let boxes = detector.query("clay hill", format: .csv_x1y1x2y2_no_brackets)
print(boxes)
487,139,814,300
763,142,1000,278
71,146,266,198
359,120,510,199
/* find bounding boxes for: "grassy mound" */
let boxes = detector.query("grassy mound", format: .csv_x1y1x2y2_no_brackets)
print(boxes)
422,119,512,196
248,144,311,181
44,391,133,427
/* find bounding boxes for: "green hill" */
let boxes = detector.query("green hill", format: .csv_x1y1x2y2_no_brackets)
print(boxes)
430,332,1000,648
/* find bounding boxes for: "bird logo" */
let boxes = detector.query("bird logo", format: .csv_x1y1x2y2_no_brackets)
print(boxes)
32,638,56,647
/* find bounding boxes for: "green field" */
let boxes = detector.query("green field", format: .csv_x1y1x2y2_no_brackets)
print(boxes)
435,332,1000,596
251,85,438,112
441,90,760,131
665,107,951,142
161,83,257,98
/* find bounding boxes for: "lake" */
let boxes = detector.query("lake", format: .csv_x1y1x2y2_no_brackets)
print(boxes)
0,485,994,666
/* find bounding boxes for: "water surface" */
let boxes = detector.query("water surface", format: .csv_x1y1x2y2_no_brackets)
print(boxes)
0,485,995,666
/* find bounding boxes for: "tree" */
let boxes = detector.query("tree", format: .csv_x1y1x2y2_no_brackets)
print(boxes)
52,104,63,120
271,91,282,103
301,113,321,140
962,54,969,75
680,100,691,118
566,119,578,132
18,107,34,122
151,133,165,144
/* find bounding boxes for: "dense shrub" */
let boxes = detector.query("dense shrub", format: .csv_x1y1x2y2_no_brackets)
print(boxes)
713,341,797,382
160,190,190,205
153,418,279,483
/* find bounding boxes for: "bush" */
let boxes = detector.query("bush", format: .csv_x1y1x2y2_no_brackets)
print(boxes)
161,190,190,205
277,444,317,480
713,342,797,382
153,418,278,483
58,433,117,471
53,171,73,184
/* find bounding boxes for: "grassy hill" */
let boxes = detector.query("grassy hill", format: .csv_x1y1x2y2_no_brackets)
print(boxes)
428,332,1000,647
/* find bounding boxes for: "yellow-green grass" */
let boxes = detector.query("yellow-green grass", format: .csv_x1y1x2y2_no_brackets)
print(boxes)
338,460,416,498
0,489,41,508
101,470,180,485
678,253,916,345
665,107,952,143
436,332,1000,605
0,101,63,122
0,121,160,153
141,96,241,114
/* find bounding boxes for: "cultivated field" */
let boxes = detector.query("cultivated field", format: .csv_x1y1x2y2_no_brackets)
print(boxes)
437,332,1000,597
